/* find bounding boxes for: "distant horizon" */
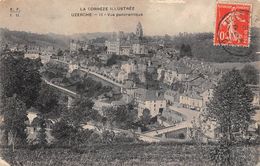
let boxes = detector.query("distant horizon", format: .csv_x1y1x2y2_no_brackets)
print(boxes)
0,26,215,37
0,0,259,36
1,26,260,38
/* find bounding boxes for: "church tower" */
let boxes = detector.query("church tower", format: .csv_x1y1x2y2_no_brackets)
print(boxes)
136,22,143,38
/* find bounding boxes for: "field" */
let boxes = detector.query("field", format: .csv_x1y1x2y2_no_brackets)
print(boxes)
1,143,258,166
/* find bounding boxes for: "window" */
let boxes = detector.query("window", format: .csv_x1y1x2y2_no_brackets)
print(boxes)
159,108,164,114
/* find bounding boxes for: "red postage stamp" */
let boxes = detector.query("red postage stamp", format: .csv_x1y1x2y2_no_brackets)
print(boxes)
214,3,251,47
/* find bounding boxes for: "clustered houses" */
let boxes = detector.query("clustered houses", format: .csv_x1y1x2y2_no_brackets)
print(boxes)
70,40,89,53
68,63,79,73
93,90,134,116
118,61,136,83
138,94,166,117
105,22,148,56
117,59,147,83
157,60,191,84
7,43,54,57
8,44,55,64
178,86,215,111
82,58,149,85
126,88,166,117
13,22,258,127
178,78,216,110
179,93,203,110
155,56,222,111
164,90,177,105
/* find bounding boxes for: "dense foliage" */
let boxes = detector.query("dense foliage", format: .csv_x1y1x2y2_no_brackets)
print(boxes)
104,105,138,130
240,64,259,85
0,52,42,108
1,96,28,147
172,29,259,62
205,69,254,143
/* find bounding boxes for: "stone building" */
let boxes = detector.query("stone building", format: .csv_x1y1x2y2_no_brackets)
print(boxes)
128,88,166,117
179,92,203,110
105,22,148,56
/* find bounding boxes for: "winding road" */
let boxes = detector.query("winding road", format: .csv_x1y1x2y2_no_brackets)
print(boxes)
142,105,199,137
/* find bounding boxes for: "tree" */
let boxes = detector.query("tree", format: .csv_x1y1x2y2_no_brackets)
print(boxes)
106,54,117,66
66,97,95,125
171,80,184,93
34,82,61,146
164,34,171,45
53,97,94,129
57,49,63,57
202,69,255,165
204,69,254,144
52,97,96,146
51,120,74,146
101,130,115,144
0,53,42,108
140,108,152,127
4,44,9,51
144,70,159,90
51,119,94,146
105,105,137,129
179,44,192,58
128,72,141,84
24,45,28,52
1,95,28,150
240,64,259,85
35,114,47,146
35,83,60,115
159,70,165,82
191,116,205,143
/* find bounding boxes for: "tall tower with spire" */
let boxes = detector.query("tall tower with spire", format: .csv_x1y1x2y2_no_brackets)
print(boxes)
136,22,143,38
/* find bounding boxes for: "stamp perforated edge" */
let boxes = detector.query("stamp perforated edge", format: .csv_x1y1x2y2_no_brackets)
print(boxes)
213,2,252,48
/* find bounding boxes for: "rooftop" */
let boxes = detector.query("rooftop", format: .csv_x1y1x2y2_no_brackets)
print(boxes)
136,88,165,101
181,91,203,100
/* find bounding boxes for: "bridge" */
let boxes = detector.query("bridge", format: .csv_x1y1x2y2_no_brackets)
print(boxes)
43,79,80,108
79,68,124,88
142,121,192,137
43,79,79,98
52,59,124,88
82,123,190,143
142,106,199,137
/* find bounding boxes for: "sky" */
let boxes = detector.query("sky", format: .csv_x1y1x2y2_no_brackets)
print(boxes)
0,0,259,35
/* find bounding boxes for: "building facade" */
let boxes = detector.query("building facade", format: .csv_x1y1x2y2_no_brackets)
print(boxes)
131,88,166,117
105,22,148,56
179,93,203,110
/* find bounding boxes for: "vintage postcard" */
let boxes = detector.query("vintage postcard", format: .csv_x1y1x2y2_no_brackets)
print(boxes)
0,0,259,165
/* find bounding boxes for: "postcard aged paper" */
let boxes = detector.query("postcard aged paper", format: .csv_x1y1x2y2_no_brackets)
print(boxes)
0,0,260,165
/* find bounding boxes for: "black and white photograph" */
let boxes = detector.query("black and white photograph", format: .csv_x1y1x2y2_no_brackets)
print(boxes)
0,0,259,165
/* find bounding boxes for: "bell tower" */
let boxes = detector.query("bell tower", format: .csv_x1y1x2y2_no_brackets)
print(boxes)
136,22,143,38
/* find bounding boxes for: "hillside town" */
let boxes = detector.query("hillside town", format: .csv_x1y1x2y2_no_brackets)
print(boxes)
0,21,260,165
1,22,259,143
